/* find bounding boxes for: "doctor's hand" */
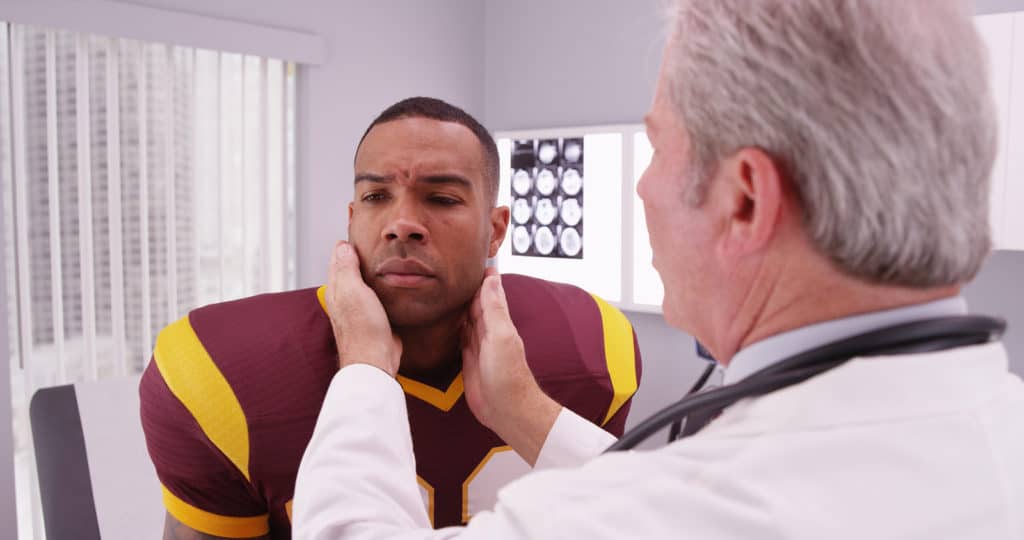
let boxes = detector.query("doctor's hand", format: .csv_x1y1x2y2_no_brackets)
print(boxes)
461,270,561,466
325,241,402,377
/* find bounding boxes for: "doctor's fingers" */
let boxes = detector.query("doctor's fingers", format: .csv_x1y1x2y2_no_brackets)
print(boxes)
465,275,497,339
327,241,355,316
327,241,384,325
477,275,517,339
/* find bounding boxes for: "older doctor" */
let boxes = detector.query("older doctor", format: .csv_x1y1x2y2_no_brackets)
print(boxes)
294,0,1024,538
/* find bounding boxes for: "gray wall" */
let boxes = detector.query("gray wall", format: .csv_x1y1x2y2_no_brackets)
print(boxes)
978,0,1024,15
964,250,1024,374
484,0,665,129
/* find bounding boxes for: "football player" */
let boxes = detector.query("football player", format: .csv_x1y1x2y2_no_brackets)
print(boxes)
140,97,642,539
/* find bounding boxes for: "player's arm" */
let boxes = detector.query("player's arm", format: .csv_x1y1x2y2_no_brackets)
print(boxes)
589,294,643,437
528,293,643,469
163,513,271,540
141,316,272,539
593,330,642,439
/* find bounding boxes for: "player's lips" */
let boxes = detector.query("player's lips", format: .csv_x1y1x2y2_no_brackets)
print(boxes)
376,258,437,288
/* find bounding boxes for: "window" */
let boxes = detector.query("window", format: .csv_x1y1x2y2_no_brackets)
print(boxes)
0,22,296,539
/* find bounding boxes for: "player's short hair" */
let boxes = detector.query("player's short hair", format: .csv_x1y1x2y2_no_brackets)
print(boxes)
357,97,500,205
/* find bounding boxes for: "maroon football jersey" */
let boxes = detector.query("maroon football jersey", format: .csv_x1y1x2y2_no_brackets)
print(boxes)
139,274,641,538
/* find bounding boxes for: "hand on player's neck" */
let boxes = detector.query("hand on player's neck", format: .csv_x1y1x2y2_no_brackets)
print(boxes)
394,311,465,390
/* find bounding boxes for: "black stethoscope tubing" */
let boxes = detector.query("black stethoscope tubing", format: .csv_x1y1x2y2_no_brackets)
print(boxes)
606,315,1006,452
666,361,717,441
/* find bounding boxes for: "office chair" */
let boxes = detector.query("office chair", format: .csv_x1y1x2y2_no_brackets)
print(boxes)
29,375,163,539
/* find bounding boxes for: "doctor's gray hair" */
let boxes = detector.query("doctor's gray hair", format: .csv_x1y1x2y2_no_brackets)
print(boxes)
666,0,997,287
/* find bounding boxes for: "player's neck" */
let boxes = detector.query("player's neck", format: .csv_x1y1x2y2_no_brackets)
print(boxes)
394,314,463,391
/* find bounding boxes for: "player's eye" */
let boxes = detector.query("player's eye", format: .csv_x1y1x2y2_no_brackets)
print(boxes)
429,195,461,206
361,191,389,203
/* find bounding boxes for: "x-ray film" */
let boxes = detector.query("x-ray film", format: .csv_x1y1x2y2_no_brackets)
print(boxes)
508,137,584,259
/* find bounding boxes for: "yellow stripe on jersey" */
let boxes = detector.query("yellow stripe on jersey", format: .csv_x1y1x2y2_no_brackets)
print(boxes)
286,500,293,522
397,373,465,412
153,316,252,482
417,475,436,527
590,294,639,425
316,285,328,313
162,484,269,538
318,285,466,411
461,445,513,523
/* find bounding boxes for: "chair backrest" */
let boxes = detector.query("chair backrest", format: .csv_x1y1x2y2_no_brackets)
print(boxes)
30,375,163,539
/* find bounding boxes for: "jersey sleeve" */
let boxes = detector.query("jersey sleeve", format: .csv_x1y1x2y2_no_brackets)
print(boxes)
139,315,270,538
585,295,643,437
502,275,643,438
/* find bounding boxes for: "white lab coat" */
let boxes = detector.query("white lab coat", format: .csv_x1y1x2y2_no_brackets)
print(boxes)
293,341,1024,539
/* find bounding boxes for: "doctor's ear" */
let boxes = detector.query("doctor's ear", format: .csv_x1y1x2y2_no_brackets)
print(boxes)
716,148,786,258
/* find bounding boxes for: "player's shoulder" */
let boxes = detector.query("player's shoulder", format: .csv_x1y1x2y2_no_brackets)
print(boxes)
142,285,335,430
172,286,325,348
190,286,328,331
500,273,630,334
148,286,331,383
500,273,639,377
500,273,607,319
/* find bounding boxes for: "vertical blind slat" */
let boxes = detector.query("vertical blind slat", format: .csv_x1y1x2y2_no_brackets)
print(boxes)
45,31,67,383
106,37,127,377
284,63,296,290
240,58,249,297
138,44,152,357
216,51,225,299
75,34,98,381
0,23,23,369
191,48,200,312
266,59,283,292
259,57,269,293
279,61,288,291
164,45,177,323
9,26,33,375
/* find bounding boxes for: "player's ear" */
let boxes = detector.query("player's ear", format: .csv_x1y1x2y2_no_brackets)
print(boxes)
347,202,356,243
488,206,510,258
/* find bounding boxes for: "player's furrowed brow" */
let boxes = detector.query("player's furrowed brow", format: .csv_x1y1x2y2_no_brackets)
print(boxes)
419,175,473,190
354,173,394,184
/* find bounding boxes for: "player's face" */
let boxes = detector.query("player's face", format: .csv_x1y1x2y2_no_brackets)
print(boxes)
349,117,509,328
636,52,719,338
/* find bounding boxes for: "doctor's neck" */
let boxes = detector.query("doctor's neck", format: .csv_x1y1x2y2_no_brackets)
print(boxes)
710,236,961,366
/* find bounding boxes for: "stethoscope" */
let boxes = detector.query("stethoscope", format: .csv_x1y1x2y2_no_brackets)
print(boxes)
606,315,1006,452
